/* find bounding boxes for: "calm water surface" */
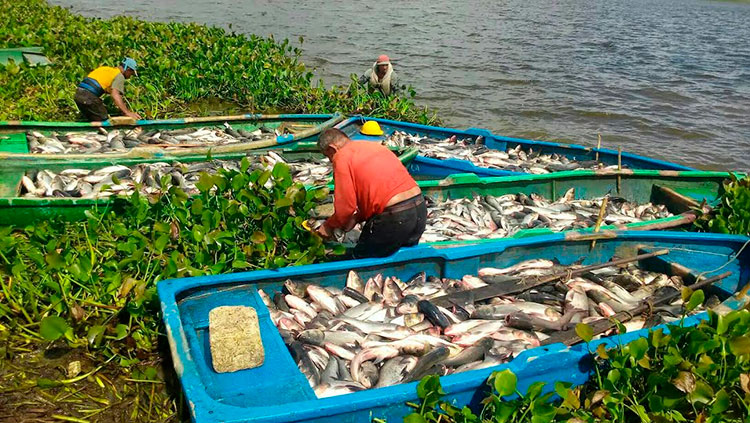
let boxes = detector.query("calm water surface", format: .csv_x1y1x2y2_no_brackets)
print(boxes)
51,0,750,170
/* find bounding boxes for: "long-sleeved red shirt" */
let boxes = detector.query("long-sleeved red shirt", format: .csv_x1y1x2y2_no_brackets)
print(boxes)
326,141,418,229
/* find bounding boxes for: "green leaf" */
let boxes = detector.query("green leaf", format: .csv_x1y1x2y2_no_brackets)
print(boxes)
37,377,62,389
257,170,272,187
493,369,517,397
607,369,621,384
232,260,251,269
649,394,664,412
730,335,750,355
195,172,214,192
575,323,593,343
525,381,545,400
711,389,730,415
688,381,714,404
628,337,649,361
39,315,70,341
275,197,293,208
251,231,267,244
280,222,295,240
45,251,65,269
191,198,204,215
596,343,609,359
686,289,705,312
114,324,129,340
87,325,105,347
154,234,170,253
153,221,170,233
403,413,427,423
651,328,664,348
681,287,693,303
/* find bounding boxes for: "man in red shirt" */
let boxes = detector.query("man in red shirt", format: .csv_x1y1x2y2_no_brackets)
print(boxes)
315,128,427,258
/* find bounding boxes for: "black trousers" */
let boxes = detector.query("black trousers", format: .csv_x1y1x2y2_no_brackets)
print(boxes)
353,197,427,259
74,88,108,121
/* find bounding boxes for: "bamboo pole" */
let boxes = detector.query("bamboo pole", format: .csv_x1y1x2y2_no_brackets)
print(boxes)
590,196,609,250
617,146,622,194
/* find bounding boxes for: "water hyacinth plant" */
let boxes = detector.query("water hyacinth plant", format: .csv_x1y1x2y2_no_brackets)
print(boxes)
406,291,750,423
0,158,331,358
695,174,750,236
0,0,437,124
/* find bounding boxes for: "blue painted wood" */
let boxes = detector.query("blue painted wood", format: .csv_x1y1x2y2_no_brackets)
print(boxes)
335,116,695,177
158,231,750,422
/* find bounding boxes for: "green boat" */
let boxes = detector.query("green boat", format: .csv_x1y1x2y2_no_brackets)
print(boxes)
306,169,732,246
0,47,51,66
0,113,343,161
0,147,419,226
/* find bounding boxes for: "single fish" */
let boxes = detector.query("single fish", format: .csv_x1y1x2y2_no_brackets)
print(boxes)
418,300,451,329
346,270,365,294
404,346,450,382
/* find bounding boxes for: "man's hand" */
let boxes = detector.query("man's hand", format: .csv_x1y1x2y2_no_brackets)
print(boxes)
127,112,142,120
316,223,333,239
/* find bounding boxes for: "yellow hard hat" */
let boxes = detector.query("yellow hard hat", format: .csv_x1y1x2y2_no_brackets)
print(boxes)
360,120,384,136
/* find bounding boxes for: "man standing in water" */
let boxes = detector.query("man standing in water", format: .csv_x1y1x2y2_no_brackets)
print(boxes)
315,128,426,258
359,54,403,96
75,58,142,122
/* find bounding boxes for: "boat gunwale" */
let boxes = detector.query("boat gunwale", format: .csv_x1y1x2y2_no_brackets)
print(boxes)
0,113,344,160
337,115,697,172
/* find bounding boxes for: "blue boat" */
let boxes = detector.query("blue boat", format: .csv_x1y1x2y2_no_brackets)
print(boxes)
158,231,749,423
335,116,695,179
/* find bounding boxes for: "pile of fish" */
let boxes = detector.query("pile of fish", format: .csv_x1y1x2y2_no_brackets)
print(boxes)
384,131,618,174
419,189,673,242
263,258,710,398
26,123,276,154
316,188,673,244
19,152,332,198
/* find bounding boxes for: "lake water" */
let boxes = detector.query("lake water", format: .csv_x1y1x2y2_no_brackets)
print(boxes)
51,0,750,170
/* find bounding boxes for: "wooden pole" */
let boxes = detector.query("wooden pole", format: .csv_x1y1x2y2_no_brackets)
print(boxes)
617,146,622,194
596,133,602,162
590,196,609,250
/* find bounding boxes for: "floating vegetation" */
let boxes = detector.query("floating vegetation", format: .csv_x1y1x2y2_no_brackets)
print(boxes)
406,296,750,423
0,158,334,420
0,0,437,124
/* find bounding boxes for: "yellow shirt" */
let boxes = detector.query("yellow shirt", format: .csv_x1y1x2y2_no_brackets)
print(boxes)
86,66,125,93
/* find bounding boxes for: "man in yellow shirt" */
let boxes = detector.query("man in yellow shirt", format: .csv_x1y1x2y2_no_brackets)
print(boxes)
74,58,142,122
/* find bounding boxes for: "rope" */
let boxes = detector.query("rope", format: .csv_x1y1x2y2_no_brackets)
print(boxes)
693,238,750,282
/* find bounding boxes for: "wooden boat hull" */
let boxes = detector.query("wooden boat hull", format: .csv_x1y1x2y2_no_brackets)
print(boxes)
0,113,343,160
157,231,750,423
0,148,418,227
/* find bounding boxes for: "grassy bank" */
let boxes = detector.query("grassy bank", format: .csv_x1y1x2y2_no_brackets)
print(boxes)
0,0,437,124
0,1,440,421
0,161,333,421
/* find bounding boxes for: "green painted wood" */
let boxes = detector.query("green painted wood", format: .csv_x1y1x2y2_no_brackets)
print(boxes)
0,115,341,161
416,170,736,245
0,147,416,227
0,47,49,66
0,133,30,154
